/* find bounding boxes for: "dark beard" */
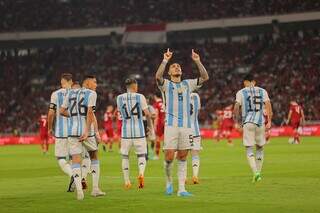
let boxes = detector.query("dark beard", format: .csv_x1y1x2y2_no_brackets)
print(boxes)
173,74,181,77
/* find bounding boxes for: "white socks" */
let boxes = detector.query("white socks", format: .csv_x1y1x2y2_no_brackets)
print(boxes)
71,163,82,192
137,155,146,177
177,160,187,193
256,147,264,173
122,157,130,184
246,146,257,174
91,160,100,190
58,158,72,177
192,155,200,178
81,157,91,180
164,160,173,187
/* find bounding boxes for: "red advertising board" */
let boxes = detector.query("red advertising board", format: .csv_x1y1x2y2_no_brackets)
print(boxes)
1,125,319,146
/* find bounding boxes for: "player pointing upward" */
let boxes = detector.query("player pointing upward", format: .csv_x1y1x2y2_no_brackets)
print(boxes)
233,74,273,182
156,49,209,196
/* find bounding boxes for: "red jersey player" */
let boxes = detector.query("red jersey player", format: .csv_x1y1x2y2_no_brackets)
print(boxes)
39,114,49,154
153,93,165,159
221,105,234,145
286,101,305,144
215,110,223,142
114,108,122,148
103,105,115,152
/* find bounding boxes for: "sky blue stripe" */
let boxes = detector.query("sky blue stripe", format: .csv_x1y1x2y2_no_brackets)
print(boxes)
84,91,90,135
136,95,145,137
76,89,81,136
194,95,200,136
176,83,183,127
242,90,249,124
119,96,127,138
127,93,134,137
257,89,264,126
58,92,64,137
168,82,174,126
67,91,72,136
183,81,191,128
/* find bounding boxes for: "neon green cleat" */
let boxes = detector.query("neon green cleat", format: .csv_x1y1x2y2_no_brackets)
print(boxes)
252,172,262,183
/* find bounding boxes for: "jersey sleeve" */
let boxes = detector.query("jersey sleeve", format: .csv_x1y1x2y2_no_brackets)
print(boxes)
157,79,169,92
116,95,121,110
186,78,202,92
140,95,148,111
263,89,270,102
235,90,242,106
49,92,57,110
88,91,97,110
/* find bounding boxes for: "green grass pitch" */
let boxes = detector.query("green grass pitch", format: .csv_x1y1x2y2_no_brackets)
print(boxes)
1,137,320,213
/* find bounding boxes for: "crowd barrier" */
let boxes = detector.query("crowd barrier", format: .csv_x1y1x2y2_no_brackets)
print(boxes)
1,125,319,146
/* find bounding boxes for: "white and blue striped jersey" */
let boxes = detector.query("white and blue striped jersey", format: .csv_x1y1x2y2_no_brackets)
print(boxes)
116,92,148,139
62,88,97,137
190,93,201,137
50,88,69,138
158,79,201,128
235,86,270,127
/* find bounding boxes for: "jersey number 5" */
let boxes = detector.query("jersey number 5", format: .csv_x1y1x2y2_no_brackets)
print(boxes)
246,96,262,112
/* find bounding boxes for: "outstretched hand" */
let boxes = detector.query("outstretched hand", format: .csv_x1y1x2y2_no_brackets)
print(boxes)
163,48,173,61
191,49,201,62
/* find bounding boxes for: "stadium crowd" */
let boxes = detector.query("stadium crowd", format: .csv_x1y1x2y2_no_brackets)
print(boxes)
1,30,319,134
1,0,320,32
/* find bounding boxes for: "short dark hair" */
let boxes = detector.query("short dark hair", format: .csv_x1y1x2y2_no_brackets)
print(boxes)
125,78,137,88
82,75,96,84
72,81,80,86
61,73,72,81
243,73,254,82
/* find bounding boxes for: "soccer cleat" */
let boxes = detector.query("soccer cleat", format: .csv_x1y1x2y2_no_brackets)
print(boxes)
76,189,84,200
91,189,106,197
81,178,88,190
192,176,199,184
67,176,75,192
138,175,144,189
177,191,193,197
252,172,262,183
124,182,132,190
165,183,173,195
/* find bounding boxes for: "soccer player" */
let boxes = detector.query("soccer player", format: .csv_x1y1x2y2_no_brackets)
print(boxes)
214,109,223,142
60,75,105,200
103,105,115,152
155,49,209,196
286,101,305,144
116,78,153,189
39,114,49,155
221,105,234,145
47,73,73,191
143,96,156,160
153,92,165,160
190,92,201,184
114,108,122,149
233,74,272,183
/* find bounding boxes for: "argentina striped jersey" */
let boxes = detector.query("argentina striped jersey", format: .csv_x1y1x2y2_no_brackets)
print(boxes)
235,86,270,126
158,79,201,128
50,88,69,138
116,92,148,139
190,93,201,137
62,88,97,137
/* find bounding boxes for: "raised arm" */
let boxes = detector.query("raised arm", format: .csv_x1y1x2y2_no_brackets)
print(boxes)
191,49,209,85
156,48,172,85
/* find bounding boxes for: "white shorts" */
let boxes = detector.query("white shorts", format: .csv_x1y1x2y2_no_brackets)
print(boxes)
163,126,193,150
55,138,69,157
68,136,98,156
120,138,147,155
243,123,266,147
192,136,202,151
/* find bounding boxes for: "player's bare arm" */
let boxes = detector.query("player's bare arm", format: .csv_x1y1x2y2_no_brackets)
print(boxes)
47,107,55,135
92,112,102,143
155,48,173,85
79,106,94,142
143,108,154,134
191,49,209,85
286,110,292,125
233,102,242,128
265,100,273,129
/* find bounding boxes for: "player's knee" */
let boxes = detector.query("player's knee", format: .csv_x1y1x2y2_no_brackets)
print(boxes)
191,150,199,156
246,146,254,157
177,150,188,160
137,154,146,159
89,150,98,160
256,146,264,160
